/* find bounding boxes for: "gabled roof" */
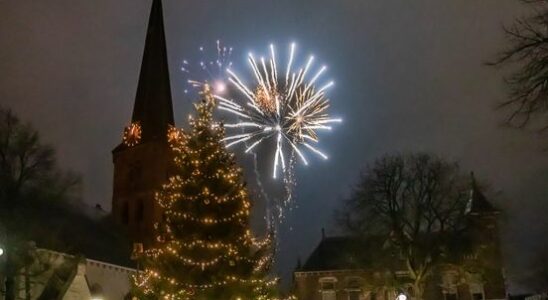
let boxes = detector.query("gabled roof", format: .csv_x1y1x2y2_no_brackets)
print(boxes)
300,236,381,272
131,0,174,142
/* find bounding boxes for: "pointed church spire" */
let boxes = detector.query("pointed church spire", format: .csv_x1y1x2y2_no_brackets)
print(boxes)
466,172,498,215
132,0,174,141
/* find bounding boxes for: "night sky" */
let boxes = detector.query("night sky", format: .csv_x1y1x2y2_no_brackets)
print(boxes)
1,0,547,292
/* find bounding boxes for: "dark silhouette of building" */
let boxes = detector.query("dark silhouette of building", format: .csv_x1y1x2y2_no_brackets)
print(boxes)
111,0,174,246
294,176,506,300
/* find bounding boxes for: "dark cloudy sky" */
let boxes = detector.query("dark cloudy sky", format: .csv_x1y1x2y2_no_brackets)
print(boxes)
1,0,547,292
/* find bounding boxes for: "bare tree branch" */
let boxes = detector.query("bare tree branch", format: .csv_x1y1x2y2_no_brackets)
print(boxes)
489,1,548,131
335,153,471,299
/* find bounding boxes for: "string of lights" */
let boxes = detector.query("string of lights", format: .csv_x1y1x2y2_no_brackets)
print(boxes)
132,86,282,300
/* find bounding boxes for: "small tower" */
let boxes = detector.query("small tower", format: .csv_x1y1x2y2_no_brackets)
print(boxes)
466,172,506,299
111,0,174,246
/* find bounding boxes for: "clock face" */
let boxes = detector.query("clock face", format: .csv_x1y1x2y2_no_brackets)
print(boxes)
123,122,142,147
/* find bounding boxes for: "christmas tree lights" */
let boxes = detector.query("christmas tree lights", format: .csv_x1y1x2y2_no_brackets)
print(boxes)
132,86,280,300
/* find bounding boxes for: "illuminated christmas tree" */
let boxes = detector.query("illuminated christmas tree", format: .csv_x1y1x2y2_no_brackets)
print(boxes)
133,86,277,300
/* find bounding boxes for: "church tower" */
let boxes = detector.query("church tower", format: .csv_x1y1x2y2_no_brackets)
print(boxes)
111,0,174,246
465,173,506,299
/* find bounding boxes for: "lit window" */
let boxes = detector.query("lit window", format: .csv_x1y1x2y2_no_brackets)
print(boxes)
319,277,337,300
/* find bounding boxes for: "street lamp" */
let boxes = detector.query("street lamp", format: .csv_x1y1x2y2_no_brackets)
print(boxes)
0,247,4,256
396,293,407,300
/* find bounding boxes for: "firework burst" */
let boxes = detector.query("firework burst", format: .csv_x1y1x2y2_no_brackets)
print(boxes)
215,43,341,179
181,40,233,95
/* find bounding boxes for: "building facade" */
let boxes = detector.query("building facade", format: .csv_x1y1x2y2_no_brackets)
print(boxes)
2,249,135,300
293,179,506,300
111,0,175,246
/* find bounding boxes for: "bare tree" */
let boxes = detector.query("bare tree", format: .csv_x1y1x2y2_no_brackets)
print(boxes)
336,153,471,299
0,107,80,300
489,0,548,131
0,107,80,208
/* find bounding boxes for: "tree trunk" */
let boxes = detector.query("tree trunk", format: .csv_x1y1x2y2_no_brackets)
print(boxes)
413,282,423,300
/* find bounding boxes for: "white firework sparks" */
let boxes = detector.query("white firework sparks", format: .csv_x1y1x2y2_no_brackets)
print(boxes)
215,43,342,179
181,40,232,95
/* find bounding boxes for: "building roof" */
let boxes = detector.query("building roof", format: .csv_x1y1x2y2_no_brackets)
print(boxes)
0,198,134,268
301,236,380,272
467,172,498,215
131,0,174,142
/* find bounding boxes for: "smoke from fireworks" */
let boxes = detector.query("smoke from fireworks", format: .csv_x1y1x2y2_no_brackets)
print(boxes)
215,43,342,180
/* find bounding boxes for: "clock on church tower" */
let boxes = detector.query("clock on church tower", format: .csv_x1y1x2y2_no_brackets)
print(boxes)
111,0,174,246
